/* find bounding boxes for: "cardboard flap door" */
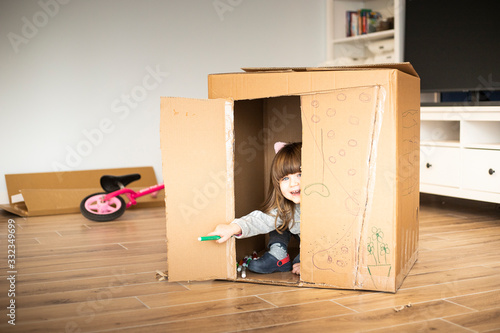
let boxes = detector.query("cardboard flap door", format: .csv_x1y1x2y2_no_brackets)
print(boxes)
300,86,389,289
160,97,236,282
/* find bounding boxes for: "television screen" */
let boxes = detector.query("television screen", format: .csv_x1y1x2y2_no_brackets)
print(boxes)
404,0,500,95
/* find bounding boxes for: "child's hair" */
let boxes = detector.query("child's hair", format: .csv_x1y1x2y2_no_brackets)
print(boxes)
261,142,302,233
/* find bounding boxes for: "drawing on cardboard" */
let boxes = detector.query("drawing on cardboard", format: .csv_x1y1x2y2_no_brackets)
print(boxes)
367,227,391,271
303,183,330,197
366,226,392,288
400,109,420,196
402,109,418,129
301,86,387,284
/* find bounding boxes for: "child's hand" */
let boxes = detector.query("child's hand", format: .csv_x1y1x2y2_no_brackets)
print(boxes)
207,223,241,243
292,263,300,275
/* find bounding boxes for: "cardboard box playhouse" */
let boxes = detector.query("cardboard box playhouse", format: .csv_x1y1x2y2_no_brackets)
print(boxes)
160,63,420,292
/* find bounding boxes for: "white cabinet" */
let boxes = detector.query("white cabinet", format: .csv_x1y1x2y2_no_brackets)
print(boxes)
325,0,404,66
461,149,500,194
420,106,500,203
420,146,460,188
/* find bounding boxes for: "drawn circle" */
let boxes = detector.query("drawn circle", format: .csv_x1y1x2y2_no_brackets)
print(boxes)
339,149,346,157
336,260,346,267
359,92,371,102
326,108,336,117
328,156,336,164
327,255,333,263
337,93,347,101
345,196,360,216
348,139,357,147
327,130,335,139
349,116,359,125
311,114,321,123
341,246,349,254
311,100,319,108
348,169,356,176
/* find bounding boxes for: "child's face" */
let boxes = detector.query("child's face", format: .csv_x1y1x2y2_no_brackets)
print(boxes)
279,172,301,204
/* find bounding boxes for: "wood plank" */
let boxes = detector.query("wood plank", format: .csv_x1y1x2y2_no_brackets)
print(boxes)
408,252,500,276
448,289,500,311
446,308,500,332
8,296,276,332
8,243,166,271
17,297,147,322
421,233,500,251
366,319,473,333
240,300,472,332
336,275,500,313
257,287,363,307
11,262,165,284
402,266,498,289
9,253,166,275
13,280,187,308
115,300,354,333
14,272,163,295
138,282,297,308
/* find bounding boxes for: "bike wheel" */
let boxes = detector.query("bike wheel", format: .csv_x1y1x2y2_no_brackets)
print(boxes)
80,192,126,222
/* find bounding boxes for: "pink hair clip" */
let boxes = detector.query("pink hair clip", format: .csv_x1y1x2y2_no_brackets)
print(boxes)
274,142,287,154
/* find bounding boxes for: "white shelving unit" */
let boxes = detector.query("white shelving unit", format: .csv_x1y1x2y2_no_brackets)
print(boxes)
325,0,405,66
420,106,500,203
327,1,500,204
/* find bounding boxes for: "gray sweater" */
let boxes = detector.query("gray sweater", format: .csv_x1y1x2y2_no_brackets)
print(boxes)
232,205,300,238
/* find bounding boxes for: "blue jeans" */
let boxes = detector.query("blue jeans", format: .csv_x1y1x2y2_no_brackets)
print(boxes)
268,229,300,249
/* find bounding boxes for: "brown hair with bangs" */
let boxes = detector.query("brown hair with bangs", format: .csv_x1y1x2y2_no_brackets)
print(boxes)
261,142,302,233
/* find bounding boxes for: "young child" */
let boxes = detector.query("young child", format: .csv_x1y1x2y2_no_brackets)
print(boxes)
207,142,302,275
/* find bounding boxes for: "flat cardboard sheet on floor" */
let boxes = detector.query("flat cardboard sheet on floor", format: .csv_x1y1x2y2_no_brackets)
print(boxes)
0,166,164,217
161,63,420,292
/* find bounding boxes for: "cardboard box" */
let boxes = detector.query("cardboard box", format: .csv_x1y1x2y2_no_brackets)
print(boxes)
0,166,164,217
160,63,420,292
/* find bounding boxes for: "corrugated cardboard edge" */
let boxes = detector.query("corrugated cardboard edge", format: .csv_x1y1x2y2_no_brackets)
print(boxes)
0,203,30,216
240,62,419,78
394,69,421,291
208,64,417,102
353,85,387,289
227,275,398,293
224,100,237,279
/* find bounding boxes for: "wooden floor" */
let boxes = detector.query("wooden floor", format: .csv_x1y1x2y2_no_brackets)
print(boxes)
1,196,500,332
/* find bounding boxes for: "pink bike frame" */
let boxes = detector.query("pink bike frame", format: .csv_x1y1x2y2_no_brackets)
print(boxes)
104,184,165,208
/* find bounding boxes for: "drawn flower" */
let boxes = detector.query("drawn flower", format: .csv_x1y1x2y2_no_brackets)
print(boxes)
367,238,374,254
372,227,384,242
380,243,390,264
368,227,388,265
367,237,377,264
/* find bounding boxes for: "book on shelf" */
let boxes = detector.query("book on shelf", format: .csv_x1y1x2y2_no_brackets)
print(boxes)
346,9,381,37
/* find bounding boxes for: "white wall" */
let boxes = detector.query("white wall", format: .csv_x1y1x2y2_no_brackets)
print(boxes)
0,0,325,204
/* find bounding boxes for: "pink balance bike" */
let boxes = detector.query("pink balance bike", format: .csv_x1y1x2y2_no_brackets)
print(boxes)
80,173,164,222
